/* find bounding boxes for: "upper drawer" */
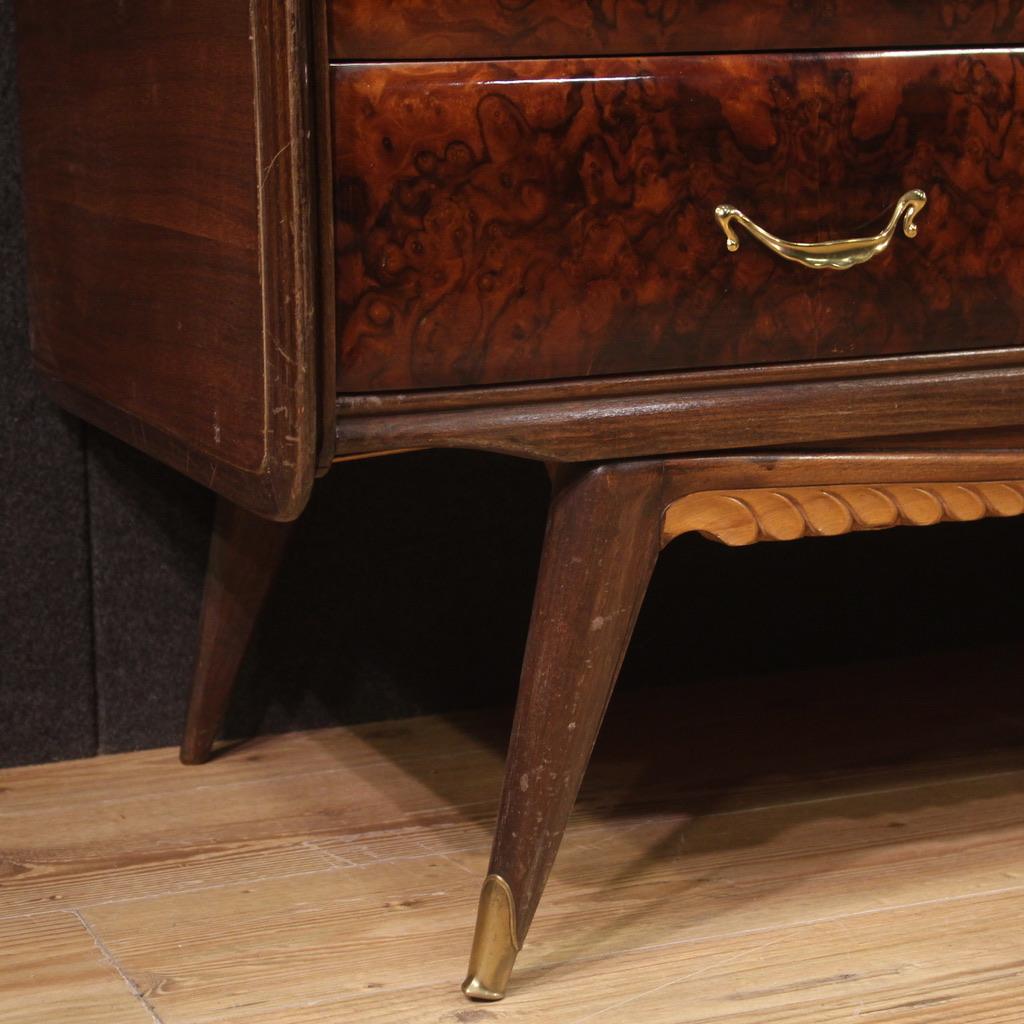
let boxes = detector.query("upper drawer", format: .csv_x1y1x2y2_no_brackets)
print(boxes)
333,50,1024,393
328,1,1024,60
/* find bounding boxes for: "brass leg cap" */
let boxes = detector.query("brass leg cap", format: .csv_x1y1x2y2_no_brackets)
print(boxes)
462,874,521,1002
461,975,508,1002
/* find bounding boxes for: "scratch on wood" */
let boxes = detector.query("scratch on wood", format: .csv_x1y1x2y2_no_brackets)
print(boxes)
271,334,297,367
262,141,292,188
568,940,780,1024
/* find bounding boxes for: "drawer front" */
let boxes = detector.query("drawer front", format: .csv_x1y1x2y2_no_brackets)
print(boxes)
333,51,1024,393
328,2,1024,60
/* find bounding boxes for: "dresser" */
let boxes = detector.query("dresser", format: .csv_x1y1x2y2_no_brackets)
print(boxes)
16,0,1024,1002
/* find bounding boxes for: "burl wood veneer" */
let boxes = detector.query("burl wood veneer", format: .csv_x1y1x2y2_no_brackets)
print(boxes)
14,0,1024,1007
327,0,1024,60
334,51,1024,391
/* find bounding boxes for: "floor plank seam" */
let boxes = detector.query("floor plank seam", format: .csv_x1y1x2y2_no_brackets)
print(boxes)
567,937,784,1024
0,906,82,926
71,909,167,1024
303,839,452,864
108,881,1024,1019
176,751,502,791
206,976,470,1018
5,761,1014,822
0,759,492,814
46,864,353,914
304,838,489,868
496,881,1024,982
268,801,499,842
658,768,1024,822
438,852,476,875
302,840,359,868
0,846,481,923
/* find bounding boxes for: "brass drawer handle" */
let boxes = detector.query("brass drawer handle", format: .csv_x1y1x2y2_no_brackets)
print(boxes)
714,189,927,271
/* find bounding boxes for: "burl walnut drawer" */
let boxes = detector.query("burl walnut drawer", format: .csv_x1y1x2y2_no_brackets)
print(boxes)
333,50,1024,393
327,1,1024,60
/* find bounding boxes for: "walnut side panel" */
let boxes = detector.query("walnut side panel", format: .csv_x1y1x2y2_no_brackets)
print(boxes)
333,52,1024,393
328,1,1024,60
17,0,318,519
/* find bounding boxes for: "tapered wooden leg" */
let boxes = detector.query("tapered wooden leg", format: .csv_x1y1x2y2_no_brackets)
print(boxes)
463,462,664,1000
179,498,295,765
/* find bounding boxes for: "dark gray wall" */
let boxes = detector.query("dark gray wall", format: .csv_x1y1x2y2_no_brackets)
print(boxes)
3,1,1022,769
1,0,95,765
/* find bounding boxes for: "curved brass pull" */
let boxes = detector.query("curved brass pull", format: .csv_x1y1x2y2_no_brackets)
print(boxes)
714,189,927,271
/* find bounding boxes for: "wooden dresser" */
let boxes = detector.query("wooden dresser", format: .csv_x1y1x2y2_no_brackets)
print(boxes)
16,0,1024,1002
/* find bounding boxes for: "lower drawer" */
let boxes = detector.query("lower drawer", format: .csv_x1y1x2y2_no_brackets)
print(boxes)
332,50,1024,392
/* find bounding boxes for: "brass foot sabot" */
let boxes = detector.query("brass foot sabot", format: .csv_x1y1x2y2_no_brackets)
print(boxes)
462,874,522,1001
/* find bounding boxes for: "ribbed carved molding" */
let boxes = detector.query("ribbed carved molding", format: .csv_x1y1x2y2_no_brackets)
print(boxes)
663,481,1024,547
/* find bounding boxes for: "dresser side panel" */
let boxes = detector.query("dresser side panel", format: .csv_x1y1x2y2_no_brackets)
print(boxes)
16,0,318,519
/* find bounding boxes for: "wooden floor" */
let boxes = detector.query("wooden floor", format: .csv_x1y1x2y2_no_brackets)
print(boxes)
3,645,1024,1024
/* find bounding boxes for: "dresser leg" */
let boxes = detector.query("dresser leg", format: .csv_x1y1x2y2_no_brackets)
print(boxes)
180,498,295,765
463,462,663,1000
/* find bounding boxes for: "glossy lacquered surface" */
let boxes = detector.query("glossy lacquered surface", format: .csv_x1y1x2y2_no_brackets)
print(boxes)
333,51,1024,392
327,0,1024,60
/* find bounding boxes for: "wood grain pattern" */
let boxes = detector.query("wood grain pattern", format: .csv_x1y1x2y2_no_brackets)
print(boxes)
4,655,1024,1022
664,479,1024,546
487,462,662,951
794,425,1024,452
335,363,1024,462
312,0,339,475
181,498,296,765
656,450,1024,498
16,0,319,519
0,914,154,1024
328,0,1024,60
335,348,1024,416
333,50,1024,393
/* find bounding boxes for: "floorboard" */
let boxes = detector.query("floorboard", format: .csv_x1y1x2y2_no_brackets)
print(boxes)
2,645,1022,1022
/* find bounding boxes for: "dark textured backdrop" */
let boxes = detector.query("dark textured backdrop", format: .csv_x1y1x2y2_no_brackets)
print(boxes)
2,2,1022,769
